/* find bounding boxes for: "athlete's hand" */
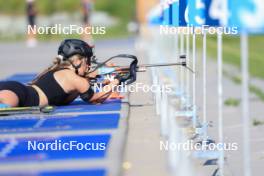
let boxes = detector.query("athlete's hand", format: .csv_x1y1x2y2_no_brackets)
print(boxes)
114,73,130,85
108,92,124,99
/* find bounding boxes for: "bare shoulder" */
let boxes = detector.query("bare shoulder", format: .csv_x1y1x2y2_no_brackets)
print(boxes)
59,70,89,93
58,69,76,78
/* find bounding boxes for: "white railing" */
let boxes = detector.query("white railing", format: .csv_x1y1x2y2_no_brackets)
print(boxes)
142,23,252,176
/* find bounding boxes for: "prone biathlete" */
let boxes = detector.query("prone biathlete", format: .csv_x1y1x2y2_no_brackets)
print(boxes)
0,39,128,109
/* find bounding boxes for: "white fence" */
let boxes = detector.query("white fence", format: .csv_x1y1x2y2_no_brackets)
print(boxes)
141,24,252,176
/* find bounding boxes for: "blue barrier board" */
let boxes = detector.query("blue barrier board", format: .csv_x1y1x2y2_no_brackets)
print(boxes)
2,169,106,176
0,114,120,133
4,73,36,84
56,103,121,113
5,73,36,80
0,119,38,129
40,169,106,176
0,134,110,162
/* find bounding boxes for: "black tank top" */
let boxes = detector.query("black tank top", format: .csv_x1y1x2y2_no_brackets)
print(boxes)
34,69,70,106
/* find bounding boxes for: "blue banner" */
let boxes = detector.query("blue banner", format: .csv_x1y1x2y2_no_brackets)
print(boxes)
163,1,173,25
204,0,219,26
186,0,220,26
147,4,164,25
172,0,180,26
228,0,264,33
179,0,188,26
166,0,222,27
163,1,170,25
187,0,206,26
171,0,187,26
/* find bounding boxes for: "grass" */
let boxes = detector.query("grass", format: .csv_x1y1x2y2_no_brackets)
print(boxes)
196,35,264,79
224,98,240,107
36,22,133,41
0,0,135,41
253,119,264,126
0,0,136,18
249,85,264,102
196,34,264,102
223,71,264,102
96,22,132,40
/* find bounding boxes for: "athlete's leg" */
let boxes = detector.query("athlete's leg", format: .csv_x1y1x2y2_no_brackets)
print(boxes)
0,90,19,107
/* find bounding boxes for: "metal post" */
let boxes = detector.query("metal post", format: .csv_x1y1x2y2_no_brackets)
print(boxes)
192,33,196,128
155,68,161,115
175,32,180,93
217,33,224,176
186,33,190,108
180,32,185,97
202,32,207,139
241,32,251,176
161,91,169,136
168,103,180,170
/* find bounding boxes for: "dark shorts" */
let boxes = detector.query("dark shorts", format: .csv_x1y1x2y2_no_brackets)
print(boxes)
0,81,39,107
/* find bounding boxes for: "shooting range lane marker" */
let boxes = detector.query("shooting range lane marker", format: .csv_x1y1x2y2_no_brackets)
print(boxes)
0,138,18,158
0,113,120,133
33,118,46,129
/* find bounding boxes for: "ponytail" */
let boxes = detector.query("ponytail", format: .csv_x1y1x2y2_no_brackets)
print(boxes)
29,54,85,85
29,56,67,85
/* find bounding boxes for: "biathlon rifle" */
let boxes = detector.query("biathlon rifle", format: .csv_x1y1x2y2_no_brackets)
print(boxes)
86,54,193,85
0,106,54,116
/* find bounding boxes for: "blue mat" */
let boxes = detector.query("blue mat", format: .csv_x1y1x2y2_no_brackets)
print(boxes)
0,119,38,129
5,73,36,79
0,134,110,162
0,142,8,151
70,99,121,105
0,73,124,176
40,169,106,176
56,102,121,113
0,113,120,133
2,169,106,176
4,73,36,84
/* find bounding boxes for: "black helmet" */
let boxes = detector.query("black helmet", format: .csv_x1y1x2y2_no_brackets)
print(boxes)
58,39,93,64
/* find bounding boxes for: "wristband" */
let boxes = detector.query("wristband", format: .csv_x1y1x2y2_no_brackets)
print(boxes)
97,67,115,75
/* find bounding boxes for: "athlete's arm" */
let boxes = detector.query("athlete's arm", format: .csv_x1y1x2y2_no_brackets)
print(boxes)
89,79,120,104
70,73,120,104
62,91,79,105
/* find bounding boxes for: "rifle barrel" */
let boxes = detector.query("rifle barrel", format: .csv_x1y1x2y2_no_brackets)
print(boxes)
138,62,184,68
